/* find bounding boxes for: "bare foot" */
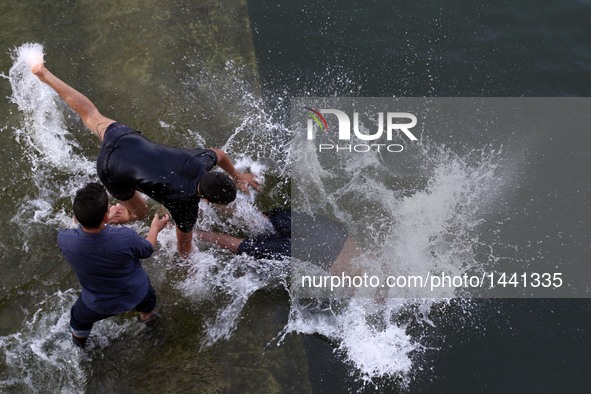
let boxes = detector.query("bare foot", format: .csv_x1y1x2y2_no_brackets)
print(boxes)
139,310,158,323
108,204,131,224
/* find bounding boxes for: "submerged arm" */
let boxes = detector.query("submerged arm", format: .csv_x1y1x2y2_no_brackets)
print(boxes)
195,230,243,254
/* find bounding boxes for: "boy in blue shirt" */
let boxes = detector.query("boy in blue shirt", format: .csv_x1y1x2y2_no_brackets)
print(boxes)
58,182,170,347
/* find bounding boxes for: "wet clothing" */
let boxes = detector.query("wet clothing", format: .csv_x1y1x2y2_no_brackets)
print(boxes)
237,209,292,260
58,225,154,315
97,122,218,232
237,209,349,270
70,284,156,338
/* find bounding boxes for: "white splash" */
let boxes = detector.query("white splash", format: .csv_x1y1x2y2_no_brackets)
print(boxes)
7,43,95,226
8,43,92,173
181,135,508,386
0,289,137,392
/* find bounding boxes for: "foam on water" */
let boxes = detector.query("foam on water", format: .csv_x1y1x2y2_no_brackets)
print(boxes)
380,144,504,298
180,197,290,346
183,57,292,180
284,137,506,385
0,289,139,392
8,44,91,172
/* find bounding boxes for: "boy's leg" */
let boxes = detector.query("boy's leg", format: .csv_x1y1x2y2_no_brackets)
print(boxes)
70,296,114,347
119,192,149,222
176,227,194,258
134,284,158,322
107,192,149,224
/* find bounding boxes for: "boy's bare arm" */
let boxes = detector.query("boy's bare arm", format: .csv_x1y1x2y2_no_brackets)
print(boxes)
195,230,243,254
31,63,115,140
146,213,170,248
209,148,261,193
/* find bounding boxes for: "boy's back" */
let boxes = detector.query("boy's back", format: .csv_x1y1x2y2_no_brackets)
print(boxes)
58,225,154,315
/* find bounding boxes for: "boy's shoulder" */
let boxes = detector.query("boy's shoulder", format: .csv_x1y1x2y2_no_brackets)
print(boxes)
100,225,143,242
57,226,80,241
104,226,147,247
57,225,139,242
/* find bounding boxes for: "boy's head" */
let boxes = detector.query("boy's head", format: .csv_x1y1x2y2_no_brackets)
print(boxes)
73,182,109,228
198,172,237,205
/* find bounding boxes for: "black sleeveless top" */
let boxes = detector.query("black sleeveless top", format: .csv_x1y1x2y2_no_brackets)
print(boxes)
97,123,217,232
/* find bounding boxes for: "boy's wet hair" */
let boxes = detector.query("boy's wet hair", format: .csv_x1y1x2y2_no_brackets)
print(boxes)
73,182,109,228
199,172,237,204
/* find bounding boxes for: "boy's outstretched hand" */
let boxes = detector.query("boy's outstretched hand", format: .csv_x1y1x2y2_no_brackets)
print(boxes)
151,213,170,233
146,213,170,247
29,56,47,81
235,172,261,193
31,62,44,76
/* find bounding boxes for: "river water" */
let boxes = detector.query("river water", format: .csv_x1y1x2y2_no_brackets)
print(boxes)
1,1,590,393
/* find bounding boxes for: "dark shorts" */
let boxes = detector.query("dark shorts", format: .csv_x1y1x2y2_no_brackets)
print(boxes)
236,209,349,271
70,285,157,337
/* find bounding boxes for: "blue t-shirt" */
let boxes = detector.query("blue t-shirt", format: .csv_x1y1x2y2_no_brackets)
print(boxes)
58,225,154,314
